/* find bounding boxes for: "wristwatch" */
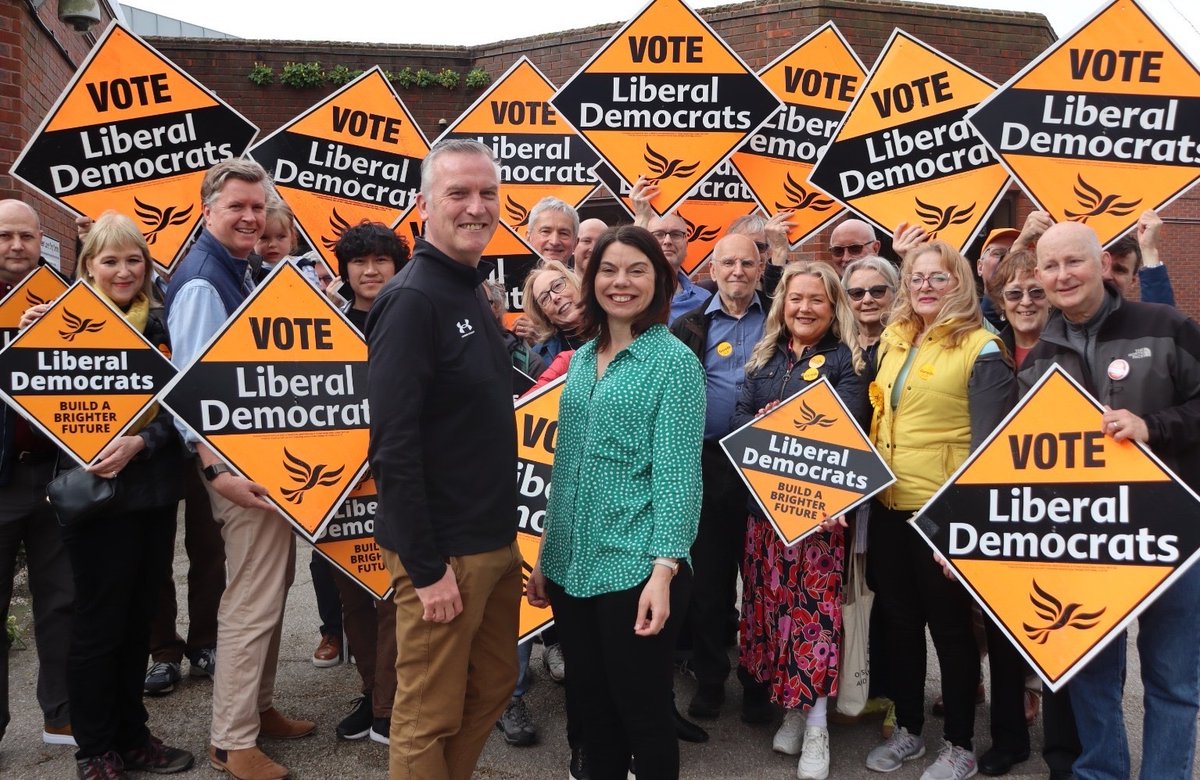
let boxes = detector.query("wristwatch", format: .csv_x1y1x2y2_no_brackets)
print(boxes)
202,463,232,482
653,557,679,576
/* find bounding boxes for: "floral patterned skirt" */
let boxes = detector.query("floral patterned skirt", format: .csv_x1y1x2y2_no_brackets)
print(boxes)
738,514,844,711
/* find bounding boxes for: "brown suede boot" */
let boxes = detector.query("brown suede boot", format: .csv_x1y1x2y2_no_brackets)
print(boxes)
208,745,288,780
258,707,316,739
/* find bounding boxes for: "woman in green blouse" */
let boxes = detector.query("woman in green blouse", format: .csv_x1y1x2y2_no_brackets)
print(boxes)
528,225,705,780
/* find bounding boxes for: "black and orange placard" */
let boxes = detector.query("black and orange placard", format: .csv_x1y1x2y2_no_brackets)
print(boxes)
514,375,565,642
0,266,68,350
160,261,368,542
249,67,428,273
437,57,600,232
0,280,176,467
10,22,257,273
313,474,393,600
910,366,1200,690
550,0,780,218
730,22,865,246
967,0,1200,248
807,29,1010,254
588,160,756,277
720,378,894,546
392,204,539,329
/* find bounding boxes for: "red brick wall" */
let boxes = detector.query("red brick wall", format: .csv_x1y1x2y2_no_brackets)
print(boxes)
1,1,119,274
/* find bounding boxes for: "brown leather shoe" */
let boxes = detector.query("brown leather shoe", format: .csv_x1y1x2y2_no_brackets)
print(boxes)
208,745,288,780
258,707,315,739
311,634,341,668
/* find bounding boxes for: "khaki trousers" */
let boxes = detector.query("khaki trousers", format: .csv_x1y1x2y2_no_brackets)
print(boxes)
384,541,521,780
202,465,297,750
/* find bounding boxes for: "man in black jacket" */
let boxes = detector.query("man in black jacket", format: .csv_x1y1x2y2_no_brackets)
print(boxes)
366,139,522,780
671,233,771,724
1021,221,1200,780
0,199,74,749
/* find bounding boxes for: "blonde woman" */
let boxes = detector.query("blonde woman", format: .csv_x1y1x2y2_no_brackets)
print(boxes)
864,240,1015,780
522,260,588,364
732,262,868,780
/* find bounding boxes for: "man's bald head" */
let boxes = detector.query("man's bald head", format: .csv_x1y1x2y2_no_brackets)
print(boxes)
0,200,43,285
709,233,763,310
829,218,879,272
574,218,607,276
1036,222,1109,323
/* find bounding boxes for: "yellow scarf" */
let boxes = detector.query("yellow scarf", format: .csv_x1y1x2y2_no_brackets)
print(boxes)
93,288,158,436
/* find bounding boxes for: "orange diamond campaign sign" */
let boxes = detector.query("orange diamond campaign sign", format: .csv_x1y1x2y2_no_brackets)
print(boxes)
807,30,1010,253
437,57,600,231
589,160,757,277
250,67,428,273
0,266,68,350
160,262,368,542
10,23,257,273
720,378,894,546
314,474,392,600
0,280,176,467
910,367,1200,690
550,0,780,217
730,22,865,245
967,0,1200,248
514,376,565,642
392,204,538,329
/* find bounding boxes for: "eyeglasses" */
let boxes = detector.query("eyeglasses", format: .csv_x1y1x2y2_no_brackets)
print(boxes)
830,243,867,259
1002,287,1046,302
714,257,759,270
846,284,892,301
535,276,568,309
650,229,688,242
909,272,953,290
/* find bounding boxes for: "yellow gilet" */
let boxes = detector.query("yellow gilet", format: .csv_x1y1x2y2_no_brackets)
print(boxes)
871,322,1001,511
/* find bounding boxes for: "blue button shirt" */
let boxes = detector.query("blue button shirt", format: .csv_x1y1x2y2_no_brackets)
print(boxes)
703,293,766,440
670,271,712,325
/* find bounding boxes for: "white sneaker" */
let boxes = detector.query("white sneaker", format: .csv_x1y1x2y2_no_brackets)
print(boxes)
866,726,926,772
543,643,566,682
920,742,978,780
773,709,805,755
798,726,830,780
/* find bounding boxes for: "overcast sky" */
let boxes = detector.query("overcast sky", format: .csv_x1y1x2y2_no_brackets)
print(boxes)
121,0,1199,57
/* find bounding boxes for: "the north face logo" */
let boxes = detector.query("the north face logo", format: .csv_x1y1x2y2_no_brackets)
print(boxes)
1128,347,1151,360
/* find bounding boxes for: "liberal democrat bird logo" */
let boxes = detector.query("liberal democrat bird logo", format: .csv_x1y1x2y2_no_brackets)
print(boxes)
1064,175,1142,224
793,401,836,432
505,196,530,228
280,448,345,505
683,216,720,243
58,309,105,342
133,197,194,245
914,197,975,239
25,290,47,307
644,144,699,181
774,172,836,212
320,209,353,251
1023,579,1106,645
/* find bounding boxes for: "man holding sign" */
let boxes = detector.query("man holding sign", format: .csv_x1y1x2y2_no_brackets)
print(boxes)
1021,222,1200,780
164,160,314,780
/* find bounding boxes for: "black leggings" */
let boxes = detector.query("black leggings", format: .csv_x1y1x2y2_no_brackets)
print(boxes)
548,567,692,780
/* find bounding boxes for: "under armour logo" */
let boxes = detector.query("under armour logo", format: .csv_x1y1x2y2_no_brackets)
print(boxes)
456,319,474,337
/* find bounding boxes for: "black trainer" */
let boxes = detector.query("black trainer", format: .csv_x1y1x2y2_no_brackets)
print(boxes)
496,696,537,746
569,745,590,780
120,735,194,774
369,716,389,745
336,694,372,740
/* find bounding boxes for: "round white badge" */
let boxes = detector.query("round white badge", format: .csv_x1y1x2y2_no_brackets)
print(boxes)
1108,359,1130,381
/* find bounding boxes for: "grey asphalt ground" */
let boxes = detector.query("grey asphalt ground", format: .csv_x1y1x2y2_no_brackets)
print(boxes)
0,525,1173,779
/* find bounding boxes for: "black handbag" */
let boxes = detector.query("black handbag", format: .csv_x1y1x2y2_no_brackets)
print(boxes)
46,466,118,527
